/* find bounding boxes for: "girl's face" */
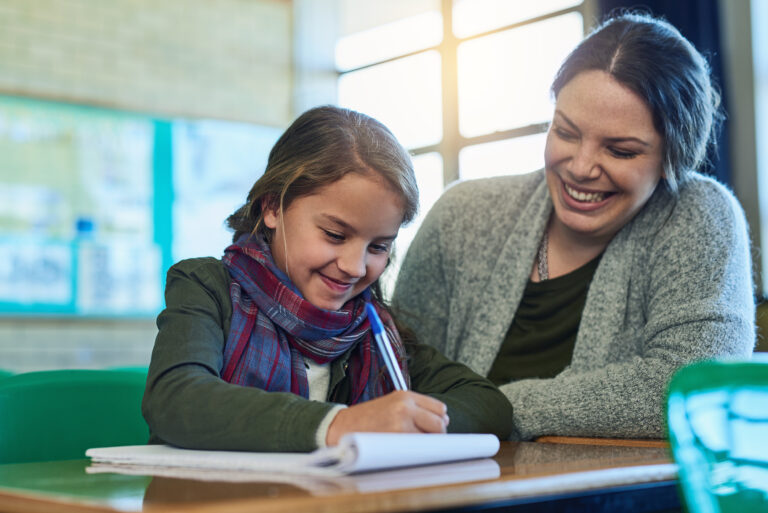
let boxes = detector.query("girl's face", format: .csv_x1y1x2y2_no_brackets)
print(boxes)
263,171,405,311
544,70,665,246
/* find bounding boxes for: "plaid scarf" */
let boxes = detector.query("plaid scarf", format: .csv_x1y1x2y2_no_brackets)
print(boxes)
220,235,409,404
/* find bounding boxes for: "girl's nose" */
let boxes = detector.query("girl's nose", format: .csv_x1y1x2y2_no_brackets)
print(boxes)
337,245,366,278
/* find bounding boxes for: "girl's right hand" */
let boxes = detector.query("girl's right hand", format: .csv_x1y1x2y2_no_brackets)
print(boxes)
325,391,449,446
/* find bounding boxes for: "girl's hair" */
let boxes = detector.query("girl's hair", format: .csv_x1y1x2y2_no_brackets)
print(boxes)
227,105,418,242
226,106,418,304
550,11,722,192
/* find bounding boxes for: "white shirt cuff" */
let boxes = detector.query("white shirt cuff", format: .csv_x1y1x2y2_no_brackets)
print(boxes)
315,404,347,448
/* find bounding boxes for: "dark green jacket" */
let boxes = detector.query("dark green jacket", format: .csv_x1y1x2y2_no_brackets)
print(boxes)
142,258,513,452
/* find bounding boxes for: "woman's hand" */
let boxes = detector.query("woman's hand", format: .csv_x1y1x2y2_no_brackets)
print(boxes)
325,391,449,446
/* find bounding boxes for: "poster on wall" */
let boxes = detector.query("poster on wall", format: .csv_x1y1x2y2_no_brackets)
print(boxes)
0,95,162,316
171,119,281,262
0,94,285,317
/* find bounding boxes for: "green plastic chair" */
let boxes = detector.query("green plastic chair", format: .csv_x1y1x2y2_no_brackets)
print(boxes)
666,358,768,513
0,369,13,380
0,369,149,464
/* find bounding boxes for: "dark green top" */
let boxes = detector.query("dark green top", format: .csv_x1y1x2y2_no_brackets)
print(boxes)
487,255,602,385
143,258,514,452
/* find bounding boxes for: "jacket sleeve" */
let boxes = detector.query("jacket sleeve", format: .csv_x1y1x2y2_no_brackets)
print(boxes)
499,182,756,440
142,260,335,452
407,342,513,439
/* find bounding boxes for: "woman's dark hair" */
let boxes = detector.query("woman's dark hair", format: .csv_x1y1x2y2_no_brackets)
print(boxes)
551,11,722,192
227,105,418,242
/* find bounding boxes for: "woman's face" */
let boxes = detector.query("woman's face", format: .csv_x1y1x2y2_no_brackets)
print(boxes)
544,70,664,246
263,171,404,311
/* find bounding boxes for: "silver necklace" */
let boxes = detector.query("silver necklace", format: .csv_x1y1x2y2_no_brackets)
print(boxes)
537,230,549,281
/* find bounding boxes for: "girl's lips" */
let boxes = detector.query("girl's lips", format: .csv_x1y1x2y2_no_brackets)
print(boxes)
560,179,615,212
319,273,354,293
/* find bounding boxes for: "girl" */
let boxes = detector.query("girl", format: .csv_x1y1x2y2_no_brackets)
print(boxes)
142,106,513,451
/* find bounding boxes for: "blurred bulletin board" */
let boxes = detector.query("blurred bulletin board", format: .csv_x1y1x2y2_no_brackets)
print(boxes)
0,94,281,317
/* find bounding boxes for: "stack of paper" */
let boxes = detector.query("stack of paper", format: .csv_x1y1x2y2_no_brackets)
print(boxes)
86,432,500,477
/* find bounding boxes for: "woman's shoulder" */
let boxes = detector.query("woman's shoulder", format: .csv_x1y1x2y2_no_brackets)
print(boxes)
442,170,545,203
673,173,748,230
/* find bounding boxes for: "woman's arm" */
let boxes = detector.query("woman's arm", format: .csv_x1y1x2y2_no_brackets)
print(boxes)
501,181,755,440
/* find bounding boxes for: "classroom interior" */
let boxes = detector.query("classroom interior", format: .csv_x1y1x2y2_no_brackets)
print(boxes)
0,0,766,373
1,2,767,512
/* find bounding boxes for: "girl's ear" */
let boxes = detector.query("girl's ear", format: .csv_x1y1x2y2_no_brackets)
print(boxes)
261,197,280,229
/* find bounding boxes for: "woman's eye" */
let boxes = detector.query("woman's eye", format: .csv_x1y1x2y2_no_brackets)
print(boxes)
609,147,638,159
555,127,576,140
323,230,344,242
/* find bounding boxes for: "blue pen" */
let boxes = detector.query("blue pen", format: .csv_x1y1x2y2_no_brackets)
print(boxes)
365,303,408,391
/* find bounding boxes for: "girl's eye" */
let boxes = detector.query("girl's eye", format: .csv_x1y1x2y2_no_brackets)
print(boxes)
608,147,638,159
323,230,344,242
369,243,390,254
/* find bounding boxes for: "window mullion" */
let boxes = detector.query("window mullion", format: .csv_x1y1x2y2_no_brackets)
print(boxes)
439,0,460,185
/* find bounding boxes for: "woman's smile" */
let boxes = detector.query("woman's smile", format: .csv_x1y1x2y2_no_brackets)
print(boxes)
559,179,616,212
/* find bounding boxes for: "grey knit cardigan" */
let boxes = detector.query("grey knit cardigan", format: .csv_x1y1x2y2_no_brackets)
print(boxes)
392,170,755,440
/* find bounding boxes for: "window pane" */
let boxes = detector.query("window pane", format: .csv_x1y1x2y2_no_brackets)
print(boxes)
381,152,444,298
459,132,547,181
338,51,442,150
336,11,443,71
453,0,582,38
457,12,583,138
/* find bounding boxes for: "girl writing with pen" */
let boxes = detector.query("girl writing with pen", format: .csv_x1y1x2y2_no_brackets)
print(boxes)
142,106,513,452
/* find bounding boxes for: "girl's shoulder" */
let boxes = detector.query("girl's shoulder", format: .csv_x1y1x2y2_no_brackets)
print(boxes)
167,257,230,293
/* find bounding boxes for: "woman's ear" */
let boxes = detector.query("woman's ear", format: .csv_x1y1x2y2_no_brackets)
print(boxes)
261,197,280,229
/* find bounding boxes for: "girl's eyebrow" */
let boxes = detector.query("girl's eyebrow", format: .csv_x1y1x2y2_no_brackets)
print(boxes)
319,214,398,240
554,110,651,147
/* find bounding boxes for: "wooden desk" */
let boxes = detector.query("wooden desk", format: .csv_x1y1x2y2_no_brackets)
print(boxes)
0,441,679,513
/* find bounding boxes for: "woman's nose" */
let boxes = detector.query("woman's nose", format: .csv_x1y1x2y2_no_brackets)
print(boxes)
569,143,601,180
337,245,366,278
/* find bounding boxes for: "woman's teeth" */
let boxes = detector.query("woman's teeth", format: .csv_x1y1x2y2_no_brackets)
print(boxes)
565,183,606,202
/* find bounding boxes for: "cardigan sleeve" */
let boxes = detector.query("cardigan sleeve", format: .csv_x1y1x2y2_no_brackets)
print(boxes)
392,185,455,357
142,259,335,452
498,179,756,440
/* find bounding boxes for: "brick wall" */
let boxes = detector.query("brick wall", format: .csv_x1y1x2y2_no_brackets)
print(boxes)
0,0,296,373
0,0,293,126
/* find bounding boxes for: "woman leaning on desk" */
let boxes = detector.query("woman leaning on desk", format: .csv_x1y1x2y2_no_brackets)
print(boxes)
392,12,755,441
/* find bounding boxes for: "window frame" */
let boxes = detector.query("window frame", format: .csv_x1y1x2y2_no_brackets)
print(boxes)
335,0,596,186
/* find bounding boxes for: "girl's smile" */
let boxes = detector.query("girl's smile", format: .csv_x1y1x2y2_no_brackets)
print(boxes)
263,171,405,311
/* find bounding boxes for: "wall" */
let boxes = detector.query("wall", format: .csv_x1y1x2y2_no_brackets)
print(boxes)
0,0,294,373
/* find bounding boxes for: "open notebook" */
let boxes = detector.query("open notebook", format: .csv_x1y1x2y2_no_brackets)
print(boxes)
86,433,500,477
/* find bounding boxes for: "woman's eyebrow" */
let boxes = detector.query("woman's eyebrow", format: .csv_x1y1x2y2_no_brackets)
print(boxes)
553,110,579,131
555,110,650,147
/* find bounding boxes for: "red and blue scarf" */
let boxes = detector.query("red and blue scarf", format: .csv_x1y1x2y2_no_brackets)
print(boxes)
220,235,409,404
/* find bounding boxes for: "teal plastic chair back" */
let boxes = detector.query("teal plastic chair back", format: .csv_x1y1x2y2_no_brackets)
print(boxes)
666,359,768,513
0,369,149,464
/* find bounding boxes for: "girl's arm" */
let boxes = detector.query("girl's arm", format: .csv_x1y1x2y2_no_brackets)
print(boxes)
142,259,336,452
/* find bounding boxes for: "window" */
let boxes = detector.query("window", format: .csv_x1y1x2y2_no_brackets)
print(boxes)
335,0,589,294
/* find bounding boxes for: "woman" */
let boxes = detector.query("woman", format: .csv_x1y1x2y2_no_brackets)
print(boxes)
392,12,755,440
